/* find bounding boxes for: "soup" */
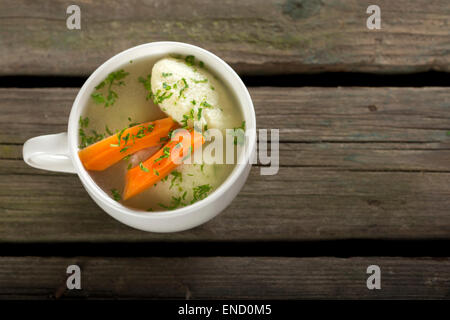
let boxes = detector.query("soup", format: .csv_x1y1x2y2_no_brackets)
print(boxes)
78,55,244,211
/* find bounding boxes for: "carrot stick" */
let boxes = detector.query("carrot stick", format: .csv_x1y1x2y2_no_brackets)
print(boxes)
123,129,205,200
78,117,177,171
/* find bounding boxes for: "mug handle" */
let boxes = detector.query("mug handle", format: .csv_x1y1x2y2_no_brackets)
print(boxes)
23,132,77,173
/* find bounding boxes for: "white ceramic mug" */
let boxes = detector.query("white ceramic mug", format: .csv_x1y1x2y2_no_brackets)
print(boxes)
22,42,256,233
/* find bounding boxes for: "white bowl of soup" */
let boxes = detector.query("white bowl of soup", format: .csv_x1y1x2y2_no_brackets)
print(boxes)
23,42,256,232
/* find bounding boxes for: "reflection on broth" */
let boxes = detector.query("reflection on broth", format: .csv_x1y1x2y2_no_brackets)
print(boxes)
79,55,244,211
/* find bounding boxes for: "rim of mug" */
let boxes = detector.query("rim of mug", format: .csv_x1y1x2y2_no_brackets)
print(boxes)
67,41,256,219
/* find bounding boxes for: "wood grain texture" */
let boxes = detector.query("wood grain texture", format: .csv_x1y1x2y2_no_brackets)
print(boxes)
0,0,449,76
0,256,449,299
1,166,450,242
1,87,449,144
0,87,449,242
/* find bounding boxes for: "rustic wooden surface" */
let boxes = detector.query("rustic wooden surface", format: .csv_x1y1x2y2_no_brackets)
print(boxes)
0,0,449,76
0,87,449,242
1,0,450,300
0,257,448,299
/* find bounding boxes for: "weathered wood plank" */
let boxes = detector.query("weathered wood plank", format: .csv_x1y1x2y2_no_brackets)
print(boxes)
0,0,449,76
0,87,449,241
0,87,449,144
0,167,449,242
3,141,450,173
0,257,449,299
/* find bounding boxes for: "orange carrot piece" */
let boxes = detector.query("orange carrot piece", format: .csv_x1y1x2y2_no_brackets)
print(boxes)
78,117,177,171
123,129,205,200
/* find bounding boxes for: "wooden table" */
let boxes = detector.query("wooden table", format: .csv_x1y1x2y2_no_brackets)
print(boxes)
0,0,449,299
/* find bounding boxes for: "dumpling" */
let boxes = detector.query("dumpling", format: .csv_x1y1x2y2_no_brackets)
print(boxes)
150,57,239,131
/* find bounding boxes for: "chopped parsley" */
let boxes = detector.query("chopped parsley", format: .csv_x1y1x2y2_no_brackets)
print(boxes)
169,171,182,189
154,90,174,104
233,121,246,145
232,121,246,145
111,189,121,202
78,116,105,148
185,55,195,66
191,78,208,84
153,168,160,176
116,127,127,146
138,74,155,101
154,147,171,163
139,162,149,172
91,69,129,107
79,116,89,128
191,184,212,204
105,125,113,136
179,78,189,97
162,72,173,77
200,100,213,108
197,108,203,120
120,146,130,153
159,195,186,210
128,117,139,127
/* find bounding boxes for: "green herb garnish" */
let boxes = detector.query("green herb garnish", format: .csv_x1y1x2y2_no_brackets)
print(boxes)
138,74,155,101
155,90,173,104
116,127,127,146
169,171,182,189
105,125,113,136
139,162,149,172
79,116,89,128
111,189,121,201
185,55,195,66
200,100,212,108
179,78,189,97
232,121,246,145
191,184,212,204
159,195,186,210
154,147,171,163
191,78,208,84
78,117,105,148
91,69,129,107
